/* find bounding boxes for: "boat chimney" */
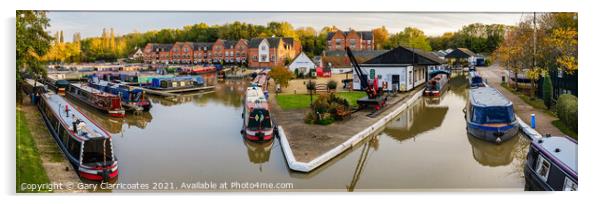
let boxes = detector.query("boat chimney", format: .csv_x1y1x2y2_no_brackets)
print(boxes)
65,104,70,117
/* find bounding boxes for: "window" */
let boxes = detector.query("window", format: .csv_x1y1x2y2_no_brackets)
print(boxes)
563,177,577,191
68,138,81,160
535,155,551,181
261,46,267,51
350,39,356,45
260,54,267,62
82,139,113,164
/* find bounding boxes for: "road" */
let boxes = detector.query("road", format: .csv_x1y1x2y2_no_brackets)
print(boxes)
479,64,563,136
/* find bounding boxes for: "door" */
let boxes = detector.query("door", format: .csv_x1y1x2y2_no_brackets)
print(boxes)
392,74,400,92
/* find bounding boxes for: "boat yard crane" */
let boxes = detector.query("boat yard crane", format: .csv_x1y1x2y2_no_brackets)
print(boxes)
345,47,387,112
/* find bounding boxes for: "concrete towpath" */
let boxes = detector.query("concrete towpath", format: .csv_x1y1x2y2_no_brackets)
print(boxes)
479,64,563,136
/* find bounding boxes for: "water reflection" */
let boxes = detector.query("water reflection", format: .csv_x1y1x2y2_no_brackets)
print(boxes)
244,139,273,165
384,99,449,141
466,133,519,167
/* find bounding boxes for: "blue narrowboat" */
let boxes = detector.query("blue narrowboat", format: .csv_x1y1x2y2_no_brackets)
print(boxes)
468,71,486,88
148,76,204,91
88,75,152,112
36,90,119,181
465,87,519,143
524,135,577,191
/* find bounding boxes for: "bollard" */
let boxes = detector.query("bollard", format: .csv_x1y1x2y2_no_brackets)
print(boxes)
530,114,536,129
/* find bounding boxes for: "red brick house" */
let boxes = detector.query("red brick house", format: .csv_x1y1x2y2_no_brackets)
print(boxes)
169,42,194,64
248,37,299,68
143,43,173,64
192,42,213,64
327,29,374,51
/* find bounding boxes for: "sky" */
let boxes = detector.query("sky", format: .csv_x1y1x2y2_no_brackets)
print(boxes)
47,11,526,42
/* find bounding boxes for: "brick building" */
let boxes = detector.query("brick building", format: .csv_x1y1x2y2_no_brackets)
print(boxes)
143,37,299,67
327,29,374,51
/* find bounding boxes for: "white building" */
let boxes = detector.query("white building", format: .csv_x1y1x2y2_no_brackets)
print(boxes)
353,46,446,92
287,52,316,75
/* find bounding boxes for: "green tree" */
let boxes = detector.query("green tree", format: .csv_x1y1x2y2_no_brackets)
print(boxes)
386,27,431,51
16,10,53,102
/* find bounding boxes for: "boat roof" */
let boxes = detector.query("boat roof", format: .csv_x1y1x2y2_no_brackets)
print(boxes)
533,136,578,176
42,92,111,141
71,83,118,97
469,87,512,107
469,71,482,78
246,86,266,102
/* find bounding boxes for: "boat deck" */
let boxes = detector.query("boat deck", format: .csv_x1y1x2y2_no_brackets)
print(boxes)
42,92,111,140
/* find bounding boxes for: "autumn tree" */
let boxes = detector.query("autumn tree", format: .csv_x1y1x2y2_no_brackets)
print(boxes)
372,26,389,49
16,10,53,102
268,66,294,88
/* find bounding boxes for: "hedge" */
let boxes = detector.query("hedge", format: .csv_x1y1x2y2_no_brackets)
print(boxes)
556,94,578,133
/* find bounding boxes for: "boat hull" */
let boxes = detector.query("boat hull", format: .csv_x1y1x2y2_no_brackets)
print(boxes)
467,122,519,143
243,129,274,142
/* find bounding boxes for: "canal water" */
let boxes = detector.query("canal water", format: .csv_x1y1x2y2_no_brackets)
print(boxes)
71,72,530,191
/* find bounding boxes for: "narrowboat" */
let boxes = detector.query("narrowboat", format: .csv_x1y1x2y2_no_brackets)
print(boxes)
88,76,152,112
242,86,273,141
468,71,486,88
147,76,204,91
182,65,216,75
465,87,519,143
36,91,118,182
424,73,448,97
66,83,126,117
524,135,577,191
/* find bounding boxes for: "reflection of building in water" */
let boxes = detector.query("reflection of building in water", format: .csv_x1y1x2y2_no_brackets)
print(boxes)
149,95,195,106
69,97,153,134
384,99,448,141
447,72,469,100
244,139,273,165
466,133,518,167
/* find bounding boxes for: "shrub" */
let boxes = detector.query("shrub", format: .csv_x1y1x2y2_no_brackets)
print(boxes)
304,93,352,125
556,94,578,133
542,75,553,109
327,80,337,91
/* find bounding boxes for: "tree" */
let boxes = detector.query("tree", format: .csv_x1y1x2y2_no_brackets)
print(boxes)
372,26,389,49
268,66,294,88
16,10,53,102
386,27,431,51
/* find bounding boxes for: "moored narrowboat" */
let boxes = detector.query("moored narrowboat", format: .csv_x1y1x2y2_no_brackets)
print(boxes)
88,76,152,112
424,73,449,97
66,83,126,117
468,71,486,88
465,87,519,143
524,135,577,191
242,86,273,141
147,76,204,91
36,91,119,182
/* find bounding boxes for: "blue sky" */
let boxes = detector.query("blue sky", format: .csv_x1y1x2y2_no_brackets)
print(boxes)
47,11,525,42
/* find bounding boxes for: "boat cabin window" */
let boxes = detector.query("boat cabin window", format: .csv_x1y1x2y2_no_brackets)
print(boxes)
563,177,577,191
82,138,114,164
471,106,515,124
247,109,272,130
535,155,551,182
68,137,81,160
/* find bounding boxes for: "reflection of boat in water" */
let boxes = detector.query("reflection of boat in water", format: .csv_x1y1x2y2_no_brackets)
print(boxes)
74,101,154,134
243,139,273,164
466,133,518,167
384,99,448,141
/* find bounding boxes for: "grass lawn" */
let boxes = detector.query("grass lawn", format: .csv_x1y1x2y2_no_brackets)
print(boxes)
16,108,51,193
276,91,367,110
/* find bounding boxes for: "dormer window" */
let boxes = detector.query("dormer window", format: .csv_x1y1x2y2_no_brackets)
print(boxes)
261,45,267,51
